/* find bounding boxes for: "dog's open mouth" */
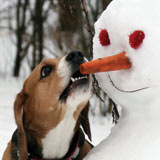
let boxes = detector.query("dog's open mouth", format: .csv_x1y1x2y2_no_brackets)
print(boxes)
59,70,89,101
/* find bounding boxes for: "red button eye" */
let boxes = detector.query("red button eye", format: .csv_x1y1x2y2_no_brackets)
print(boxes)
129,30,145,49
99,29,110,46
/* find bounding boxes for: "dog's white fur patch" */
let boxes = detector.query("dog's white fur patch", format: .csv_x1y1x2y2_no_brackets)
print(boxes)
57,56,71,87
42,55,92,159
42,107,76,159
42,94,91,159
67,88,92,108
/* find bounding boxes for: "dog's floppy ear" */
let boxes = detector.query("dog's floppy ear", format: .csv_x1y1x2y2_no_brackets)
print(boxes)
14,89,28,160
81,102,92,141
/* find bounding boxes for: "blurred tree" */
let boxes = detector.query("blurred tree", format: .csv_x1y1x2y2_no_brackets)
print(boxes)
57,0,104,58
56,0,117,118
31,0,44,70
7,0,118,118
102,0,113,10
13,0,45,76
12,0,113,76
12,0,52,76
13,0,29,76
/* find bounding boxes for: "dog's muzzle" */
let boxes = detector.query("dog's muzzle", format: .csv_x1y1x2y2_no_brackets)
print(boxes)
59,51,90,102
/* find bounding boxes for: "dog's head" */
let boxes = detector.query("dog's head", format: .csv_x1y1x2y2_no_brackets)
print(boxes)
14,51,92,159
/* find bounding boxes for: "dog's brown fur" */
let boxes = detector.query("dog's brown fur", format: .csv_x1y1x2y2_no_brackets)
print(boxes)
2,54,92,160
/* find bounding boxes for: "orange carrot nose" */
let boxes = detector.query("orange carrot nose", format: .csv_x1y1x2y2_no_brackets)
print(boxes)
80,52,132,75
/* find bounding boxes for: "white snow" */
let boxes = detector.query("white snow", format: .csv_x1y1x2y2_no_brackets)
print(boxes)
0,19,113,159
0,79,22,159
85,0,160,159
0,78,113,159
93,0,160,102
3,0,160,159
0,0,114,159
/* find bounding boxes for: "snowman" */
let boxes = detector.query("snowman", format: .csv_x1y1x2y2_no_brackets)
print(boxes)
84,0,160,159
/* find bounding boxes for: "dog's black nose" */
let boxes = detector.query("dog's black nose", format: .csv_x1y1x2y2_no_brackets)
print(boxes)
66,51,84,65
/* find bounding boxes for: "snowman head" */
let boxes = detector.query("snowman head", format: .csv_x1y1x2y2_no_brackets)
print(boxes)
93,0,160,107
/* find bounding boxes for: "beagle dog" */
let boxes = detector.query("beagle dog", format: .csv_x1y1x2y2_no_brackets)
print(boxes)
2,51,93,160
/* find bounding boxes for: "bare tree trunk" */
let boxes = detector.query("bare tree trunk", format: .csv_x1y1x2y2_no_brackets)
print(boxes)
102,0,112,10
13,0,29,77
31,27,36,70
14,53,21,77
13,0,22,77
36,0,44,63
31,0,44,70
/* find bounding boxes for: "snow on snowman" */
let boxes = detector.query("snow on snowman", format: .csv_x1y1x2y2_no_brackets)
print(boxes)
81,0,160,159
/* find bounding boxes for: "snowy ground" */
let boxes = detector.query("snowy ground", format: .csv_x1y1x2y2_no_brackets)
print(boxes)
0,27,113,159
0,78,113,159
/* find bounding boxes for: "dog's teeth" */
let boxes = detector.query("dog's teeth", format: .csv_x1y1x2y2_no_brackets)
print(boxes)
71,77,75,82
71,76,87,82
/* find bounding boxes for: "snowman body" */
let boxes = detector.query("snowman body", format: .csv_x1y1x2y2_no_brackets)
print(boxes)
86,0,160,159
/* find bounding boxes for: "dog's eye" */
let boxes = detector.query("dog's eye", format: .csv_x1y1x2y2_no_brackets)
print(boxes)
41,65,53,79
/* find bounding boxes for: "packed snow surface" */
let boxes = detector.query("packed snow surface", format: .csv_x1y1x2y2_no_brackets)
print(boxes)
0,79,113,159
93,0,160,108
85,0,160,159
2,0,160,159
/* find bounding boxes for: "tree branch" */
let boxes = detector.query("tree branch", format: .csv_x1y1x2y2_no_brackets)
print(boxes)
81,0,93,37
